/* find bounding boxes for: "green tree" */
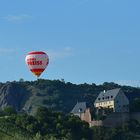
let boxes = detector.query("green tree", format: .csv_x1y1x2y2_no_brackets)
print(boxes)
130,98,140,112
3,106,17,116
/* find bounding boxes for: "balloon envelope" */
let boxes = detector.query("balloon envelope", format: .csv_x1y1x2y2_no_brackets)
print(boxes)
25,51,49,77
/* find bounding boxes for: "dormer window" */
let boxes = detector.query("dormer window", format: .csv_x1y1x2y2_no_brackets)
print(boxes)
98,98,101,100
111,96,113,98
78,108,82,113
105,96,109,99
102,97,104,100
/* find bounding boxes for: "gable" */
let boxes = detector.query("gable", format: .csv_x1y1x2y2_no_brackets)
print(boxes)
71,102,87,114
115,90,129,104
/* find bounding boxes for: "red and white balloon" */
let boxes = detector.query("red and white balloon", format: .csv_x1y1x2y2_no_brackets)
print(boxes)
25,51,49,77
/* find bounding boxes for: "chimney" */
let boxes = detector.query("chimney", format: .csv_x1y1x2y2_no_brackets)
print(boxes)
103,90,106,93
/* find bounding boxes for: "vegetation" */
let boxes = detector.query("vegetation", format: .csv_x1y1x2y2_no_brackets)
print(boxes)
0,79,140,139
130,98,140,112
2,79,140,114
0,107,92,140
0,106,140,140
92,120,140,140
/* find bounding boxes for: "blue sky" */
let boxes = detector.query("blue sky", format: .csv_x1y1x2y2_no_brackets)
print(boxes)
0,0,140,86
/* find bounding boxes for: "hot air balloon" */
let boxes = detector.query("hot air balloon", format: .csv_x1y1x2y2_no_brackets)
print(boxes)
25,51,49,77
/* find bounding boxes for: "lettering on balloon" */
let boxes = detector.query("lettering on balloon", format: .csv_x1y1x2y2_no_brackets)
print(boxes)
27,58,42,65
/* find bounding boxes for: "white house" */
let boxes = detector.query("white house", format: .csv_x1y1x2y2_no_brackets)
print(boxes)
94,88,129,112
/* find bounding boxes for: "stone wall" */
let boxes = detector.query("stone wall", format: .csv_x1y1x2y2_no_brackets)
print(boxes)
89,120,103,127
81,108,92,123
90,112,140,127
103,113,130,127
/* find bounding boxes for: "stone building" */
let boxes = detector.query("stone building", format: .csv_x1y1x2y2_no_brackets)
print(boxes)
71,89,130,127
71,102,92,123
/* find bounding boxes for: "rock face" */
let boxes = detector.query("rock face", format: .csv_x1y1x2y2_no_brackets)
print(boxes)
0,83,29,111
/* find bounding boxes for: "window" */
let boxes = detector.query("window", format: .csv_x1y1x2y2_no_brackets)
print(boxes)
105,96,109,99
98,98,100,100
102,97,104,100
111,96,113,98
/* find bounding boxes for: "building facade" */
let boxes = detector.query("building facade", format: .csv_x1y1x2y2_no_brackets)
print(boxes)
94,88,129,113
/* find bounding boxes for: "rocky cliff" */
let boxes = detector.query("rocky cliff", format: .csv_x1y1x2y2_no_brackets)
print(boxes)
0,82,29,111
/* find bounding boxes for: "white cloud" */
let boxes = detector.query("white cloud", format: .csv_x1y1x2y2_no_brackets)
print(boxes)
116,80,140,87
1,14,31,21
47,47,74,61
0,48,16,53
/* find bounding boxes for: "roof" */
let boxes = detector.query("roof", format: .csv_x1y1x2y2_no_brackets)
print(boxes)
94,88,121,103
71,102,87,114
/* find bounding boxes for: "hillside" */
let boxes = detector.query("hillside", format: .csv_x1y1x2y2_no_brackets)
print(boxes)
0,79,140,114
0,107,140,140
